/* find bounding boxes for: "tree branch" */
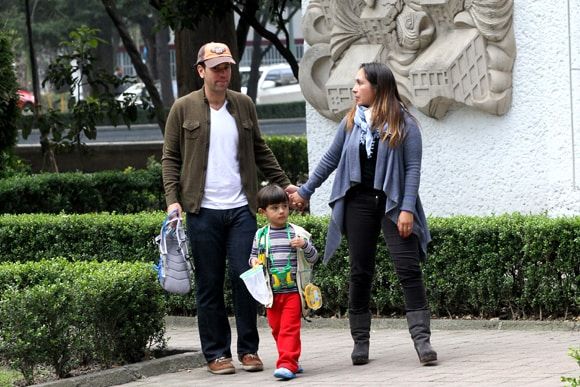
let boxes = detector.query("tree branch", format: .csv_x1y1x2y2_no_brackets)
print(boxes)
231,2,299,79
102,0,166,134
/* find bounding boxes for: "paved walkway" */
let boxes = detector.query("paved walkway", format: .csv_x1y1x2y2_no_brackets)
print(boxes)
118,318,579,387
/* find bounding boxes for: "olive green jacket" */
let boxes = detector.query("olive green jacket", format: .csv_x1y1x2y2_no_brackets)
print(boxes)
162,88,290,215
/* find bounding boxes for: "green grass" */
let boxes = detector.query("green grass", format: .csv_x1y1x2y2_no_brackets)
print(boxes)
0,367,22,387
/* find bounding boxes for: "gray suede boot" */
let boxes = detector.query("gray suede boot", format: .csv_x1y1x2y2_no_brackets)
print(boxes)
349,312,371,365
406,309,438,365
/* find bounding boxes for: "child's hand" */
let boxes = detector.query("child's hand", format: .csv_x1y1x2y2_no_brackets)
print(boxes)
250,258,260,267
290,236,307,249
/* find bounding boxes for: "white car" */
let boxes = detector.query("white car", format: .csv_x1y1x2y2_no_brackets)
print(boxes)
116,81,177,107
240,64,304,105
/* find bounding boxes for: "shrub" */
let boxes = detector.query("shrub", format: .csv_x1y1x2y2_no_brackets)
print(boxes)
0,29,21,176
0,213,577,319
256,101,305,119
0,212,163,264
0,165,164,214
260,136,307,184
0,259,166,381
0,136,307,214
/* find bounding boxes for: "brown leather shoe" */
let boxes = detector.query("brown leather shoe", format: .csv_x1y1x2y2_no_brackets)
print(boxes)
207,356,235,374
239,353,264,372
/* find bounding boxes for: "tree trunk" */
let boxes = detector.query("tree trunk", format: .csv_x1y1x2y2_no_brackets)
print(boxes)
236,0,259,61
155,25,174,108
102,0,166,134
25,0,58,172
174,28,197,97
232,3,300,79
139,18,158,78
93,15,115,95
246,20,264,102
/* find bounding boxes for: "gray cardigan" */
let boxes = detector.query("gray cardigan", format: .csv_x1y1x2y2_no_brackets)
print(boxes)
298,114,431,264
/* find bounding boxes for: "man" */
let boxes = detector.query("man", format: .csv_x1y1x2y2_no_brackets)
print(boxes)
162,41,297,375
113,66,126,95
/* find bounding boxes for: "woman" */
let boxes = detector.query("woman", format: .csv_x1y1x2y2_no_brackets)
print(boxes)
290,62,436,366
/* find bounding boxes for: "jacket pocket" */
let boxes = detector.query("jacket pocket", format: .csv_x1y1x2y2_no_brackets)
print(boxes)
183,120,200,139
241,120,254,132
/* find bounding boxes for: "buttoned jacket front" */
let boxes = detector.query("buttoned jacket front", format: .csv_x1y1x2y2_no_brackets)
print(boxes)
162,88,290,215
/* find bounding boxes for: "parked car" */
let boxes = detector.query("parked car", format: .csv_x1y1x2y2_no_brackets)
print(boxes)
240,64,304,105
116,80,177,107
17,89,35,110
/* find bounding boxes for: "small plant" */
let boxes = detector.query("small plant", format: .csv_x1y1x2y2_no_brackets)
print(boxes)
0,29,21,176
21,25,139,172
561,346,580,386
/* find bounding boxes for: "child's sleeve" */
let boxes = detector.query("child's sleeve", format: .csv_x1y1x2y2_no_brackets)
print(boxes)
248,234,259,267
302,237,319,264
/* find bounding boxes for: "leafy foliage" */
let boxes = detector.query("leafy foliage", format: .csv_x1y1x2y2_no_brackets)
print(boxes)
23,25,139,164
0,213,577,319
561,347,580,386
0,162,164,214
0,137,307,214
0,259,166,383
0,29,21,174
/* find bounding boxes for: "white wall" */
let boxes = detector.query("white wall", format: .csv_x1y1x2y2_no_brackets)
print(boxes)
304,0,580,217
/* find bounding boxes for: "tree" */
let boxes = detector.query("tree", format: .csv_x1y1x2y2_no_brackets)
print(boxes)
151,0,300,97
232,0,301,78
0,29,21,175
101,0,166,132
155,24,174,108
35,26,140,171
1,0,118,94
151,0,239,95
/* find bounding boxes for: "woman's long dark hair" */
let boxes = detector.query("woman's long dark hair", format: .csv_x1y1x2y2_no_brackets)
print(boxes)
346,62,411,147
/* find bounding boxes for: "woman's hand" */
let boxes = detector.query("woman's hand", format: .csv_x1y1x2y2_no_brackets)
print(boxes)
397,210,414,238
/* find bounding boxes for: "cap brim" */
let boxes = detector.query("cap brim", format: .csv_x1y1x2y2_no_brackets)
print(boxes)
204,57,236,68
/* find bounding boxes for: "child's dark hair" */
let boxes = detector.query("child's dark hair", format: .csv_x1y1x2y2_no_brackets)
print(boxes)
257,184,288,210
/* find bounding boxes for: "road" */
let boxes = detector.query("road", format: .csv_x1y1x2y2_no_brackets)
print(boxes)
17,118,306,145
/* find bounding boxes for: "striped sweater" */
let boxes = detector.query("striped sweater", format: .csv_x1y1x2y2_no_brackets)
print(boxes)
250,224,318,294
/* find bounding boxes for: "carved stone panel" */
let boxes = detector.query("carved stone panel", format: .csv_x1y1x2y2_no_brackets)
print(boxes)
300,0,516,120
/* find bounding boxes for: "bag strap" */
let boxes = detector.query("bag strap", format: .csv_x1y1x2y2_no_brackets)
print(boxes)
156,210,181,256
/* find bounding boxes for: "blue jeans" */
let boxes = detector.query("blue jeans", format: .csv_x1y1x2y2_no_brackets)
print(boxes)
186,206,258,362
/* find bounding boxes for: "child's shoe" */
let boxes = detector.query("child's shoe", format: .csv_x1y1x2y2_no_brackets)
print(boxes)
296,365,303,374
274,367,296,380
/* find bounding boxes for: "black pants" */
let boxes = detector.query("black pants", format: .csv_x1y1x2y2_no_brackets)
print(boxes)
344,188,427,315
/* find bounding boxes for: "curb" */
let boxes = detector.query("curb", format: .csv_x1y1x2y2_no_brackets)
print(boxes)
166,315,579,332
35,351,205,387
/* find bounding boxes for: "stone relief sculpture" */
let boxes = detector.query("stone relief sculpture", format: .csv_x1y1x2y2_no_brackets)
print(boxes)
300,0,516,120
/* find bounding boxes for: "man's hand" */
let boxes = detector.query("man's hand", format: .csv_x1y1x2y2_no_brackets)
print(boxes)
284,184,299,195
167,202,183,218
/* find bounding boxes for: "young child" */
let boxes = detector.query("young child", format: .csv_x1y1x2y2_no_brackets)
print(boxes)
249,184,319,380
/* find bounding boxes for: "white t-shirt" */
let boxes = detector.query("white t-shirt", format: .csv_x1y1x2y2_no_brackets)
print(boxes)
200,101,248,209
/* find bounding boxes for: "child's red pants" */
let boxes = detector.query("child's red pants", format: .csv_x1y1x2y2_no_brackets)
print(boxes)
266,292,302,373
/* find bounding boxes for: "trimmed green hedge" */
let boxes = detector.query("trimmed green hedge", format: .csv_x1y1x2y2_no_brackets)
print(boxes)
0,167,165,214
256,101,305,119
17,101,305,129
0,212,162,263
0,258,165,383
0,136,307,214
0,212,577,320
